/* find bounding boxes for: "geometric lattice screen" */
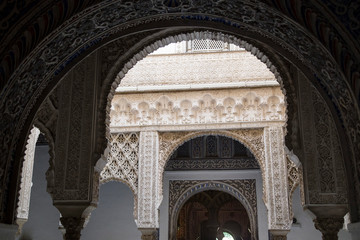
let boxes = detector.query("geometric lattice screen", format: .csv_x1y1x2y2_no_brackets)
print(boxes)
100,132,139,194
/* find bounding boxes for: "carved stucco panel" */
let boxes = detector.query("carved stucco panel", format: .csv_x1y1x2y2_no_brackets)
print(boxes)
285,147,304,220
137,131,159,228
158,129,267,206
16,127,40,223
100,132,139,220
53,53,98,201
100,133,139,193
298,75,347,205
110,88,285,130
264,127,292,230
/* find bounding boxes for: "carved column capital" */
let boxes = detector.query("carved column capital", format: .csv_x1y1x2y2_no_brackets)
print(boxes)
139,228,158,240
314,217,344,240
59,217,85,240
269,230,289,240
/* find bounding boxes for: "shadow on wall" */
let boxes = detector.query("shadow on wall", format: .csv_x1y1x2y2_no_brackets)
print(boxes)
81,182,141,240
19,145,62,240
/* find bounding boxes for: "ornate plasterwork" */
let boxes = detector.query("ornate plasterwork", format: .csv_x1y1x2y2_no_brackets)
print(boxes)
117,49,276,90
264,127,292,230
158,129,266,198
100,133,139,193
137,131,160,228
110,88,285,132
165,135,260,170
52,53,99,201
166,158,259,171
313,217,344,239
168,180,258,240
299,76,348,205
16,127,40,232
285,147,304,219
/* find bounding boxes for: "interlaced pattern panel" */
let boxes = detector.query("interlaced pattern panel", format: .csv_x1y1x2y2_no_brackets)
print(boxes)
100,132,139,194
192,39,225,51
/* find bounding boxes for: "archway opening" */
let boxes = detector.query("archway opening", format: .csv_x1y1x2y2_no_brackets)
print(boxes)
176,190,251,240
105,36,287,239
164,134,260,240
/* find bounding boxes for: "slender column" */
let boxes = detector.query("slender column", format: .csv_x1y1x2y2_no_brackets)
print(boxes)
314,217,343,240
269,230,290,240
264,127,292,239
59,217,85,240
137,131,160,237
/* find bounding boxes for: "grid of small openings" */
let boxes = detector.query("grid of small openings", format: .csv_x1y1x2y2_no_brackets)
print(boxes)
190,39,228,52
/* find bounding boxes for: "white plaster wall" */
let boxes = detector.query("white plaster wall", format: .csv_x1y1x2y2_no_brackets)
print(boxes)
287,187,322,240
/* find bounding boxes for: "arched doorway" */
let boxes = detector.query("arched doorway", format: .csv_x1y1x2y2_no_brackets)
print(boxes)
176,190,251,240
164,135,261,240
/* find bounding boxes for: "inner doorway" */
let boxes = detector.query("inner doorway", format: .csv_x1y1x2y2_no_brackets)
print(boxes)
176,190,251,240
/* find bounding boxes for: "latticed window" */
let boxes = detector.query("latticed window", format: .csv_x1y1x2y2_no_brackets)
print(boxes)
188,39,229,52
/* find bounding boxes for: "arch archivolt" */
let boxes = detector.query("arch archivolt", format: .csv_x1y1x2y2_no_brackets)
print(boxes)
101,126,293,231
1,0,359,224
158,129,265,198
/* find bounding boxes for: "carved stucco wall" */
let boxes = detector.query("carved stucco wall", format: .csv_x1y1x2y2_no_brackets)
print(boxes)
157,128,292,231
297,73,348,206
99,132,139,219
117,49,277,90
110,88,285,132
